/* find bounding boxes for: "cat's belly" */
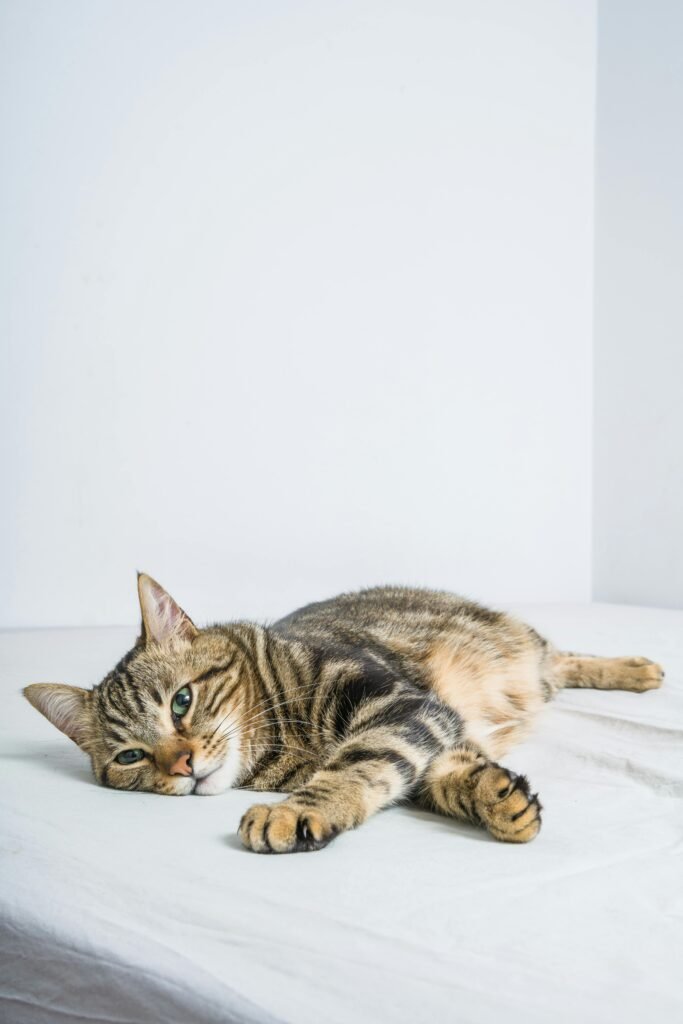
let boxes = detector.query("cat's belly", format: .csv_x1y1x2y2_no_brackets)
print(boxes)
424,641,546,759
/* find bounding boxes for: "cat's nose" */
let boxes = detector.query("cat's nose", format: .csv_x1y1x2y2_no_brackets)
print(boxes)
169,751,193,777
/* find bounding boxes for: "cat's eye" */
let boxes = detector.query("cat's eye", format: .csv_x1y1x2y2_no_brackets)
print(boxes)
115,749,145,765
171,685,192,719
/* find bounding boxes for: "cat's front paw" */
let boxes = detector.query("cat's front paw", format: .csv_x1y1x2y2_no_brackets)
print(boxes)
238,802,338,854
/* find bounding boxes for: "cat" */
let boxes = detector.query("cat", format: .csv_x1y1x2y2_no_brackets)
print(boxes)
23,574,664,853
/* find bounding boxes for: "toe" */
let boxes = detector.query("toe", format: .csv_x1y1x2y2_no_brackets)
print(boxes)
239,804,272,853
264,806,299,853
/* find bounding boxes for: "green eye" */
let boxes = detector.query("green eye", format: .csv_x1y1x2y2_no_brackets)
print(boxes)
116,749,145,765
171,686,192,718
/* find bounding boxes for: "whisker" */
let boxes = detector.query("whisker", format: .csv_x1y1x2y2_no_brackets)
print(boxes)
218,718,314,747
237,676,325,720
207,674,329,744
233,685,325,731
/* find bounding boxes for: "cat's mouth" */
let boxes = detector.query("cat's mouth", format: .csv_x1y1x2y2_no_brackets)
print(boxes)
190,731,243,795
191,756,239,796
191,764,219,791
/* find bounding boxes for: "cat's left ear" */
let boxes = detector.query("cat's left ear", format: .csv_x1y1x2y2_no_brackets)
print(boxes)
23,683,92,747
137,573,198,645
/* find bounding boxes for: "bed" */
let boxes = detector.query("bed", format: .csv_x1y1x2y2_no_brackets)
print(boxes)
1,603,682,1023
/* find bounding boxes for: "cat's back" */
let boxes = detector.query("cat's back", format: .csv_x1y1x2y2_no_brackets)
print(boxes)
273,585,520,651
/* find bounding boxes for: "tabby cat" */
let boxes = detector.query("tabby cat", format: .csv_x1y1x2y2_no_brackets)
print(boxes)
24,575,663,853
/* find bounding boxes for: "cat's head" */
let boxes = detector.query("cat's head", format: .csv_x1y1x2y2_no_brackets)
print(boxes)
23,574,250,796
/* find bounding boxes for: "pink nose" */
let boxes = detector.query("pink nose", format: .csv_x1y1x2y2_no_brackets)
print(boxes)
169,751,193,777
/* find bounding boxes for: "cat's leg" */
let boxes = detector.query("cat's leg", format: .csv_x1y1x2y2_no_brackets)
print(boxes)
418,743,542,843
549,653,664,692
238,724,438,854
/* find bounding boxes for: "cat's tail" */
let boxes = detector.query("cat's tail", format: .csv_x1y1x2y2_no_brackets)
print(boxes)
549,652,664,693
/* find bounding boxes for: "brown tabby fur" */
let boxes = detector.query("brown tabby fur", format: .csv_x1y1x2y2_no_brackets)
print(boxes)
23,575,664,853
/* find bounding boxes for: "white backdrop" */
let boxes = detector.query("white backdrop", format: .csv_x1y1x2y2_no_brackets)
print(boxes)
593,0,683,610
1,1,596,628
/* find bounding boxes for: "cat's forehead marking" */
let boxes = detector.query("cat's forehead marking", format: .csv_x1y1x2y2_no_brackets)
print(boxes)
96,659,162,741
94,644,206,750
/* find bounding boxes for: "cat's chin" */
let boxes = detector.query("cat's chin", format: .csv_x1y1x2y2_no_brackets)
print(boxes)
193,756,241,796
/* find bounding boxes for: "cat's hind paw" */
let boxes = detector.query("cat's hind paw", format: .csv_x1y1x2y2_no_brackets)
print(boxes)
474,765,542,844
613,657,664,691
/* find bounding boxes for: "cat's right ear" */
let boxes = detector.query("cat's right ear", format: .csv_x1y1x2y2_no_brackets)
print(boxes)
23,683,92,748
136,572,198,646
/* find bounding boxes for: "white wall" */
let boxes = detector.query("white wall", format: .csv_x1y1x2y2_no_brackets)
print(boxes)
0,1,596,628
593,0,683,609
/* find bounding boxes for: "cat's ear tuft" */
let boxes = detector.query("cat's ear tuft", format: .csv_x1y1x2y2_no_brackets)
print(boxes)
137,573,198,646
23,683,92,747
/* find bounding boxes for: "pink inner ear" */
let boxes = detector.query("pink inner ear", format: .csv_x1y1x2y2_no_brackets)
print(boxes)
139,574,196,644
24,683,89,746
159,592,183,631
157,592,172,622
149,589,177,640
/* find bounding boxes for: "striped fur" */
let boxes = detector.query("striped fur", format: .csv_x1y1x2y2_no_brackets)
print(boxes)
23,575,664,853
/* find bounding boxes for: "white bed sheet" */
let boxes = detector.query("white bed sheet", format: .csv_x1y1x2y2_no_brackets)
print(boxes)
1,603,682,1024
